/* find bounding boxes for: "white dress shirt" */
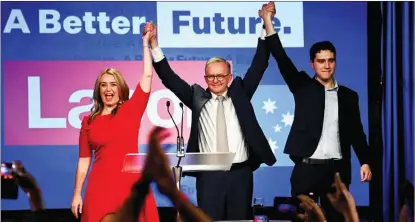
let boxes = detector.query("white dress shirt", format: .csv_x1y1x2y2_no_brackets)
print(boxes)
197,92,248,163
309,80,342,159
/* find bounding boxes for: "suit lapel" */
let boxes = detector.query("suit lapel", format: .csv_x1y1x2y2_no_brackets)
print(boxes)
195,88,211,112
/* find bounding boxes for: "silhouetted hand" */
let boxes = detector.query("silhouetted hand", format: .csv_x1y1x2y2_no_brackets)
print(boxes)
142,127,176,196
327,173,359,221
11,161,39,194
297,194,326,222
11,161,44,212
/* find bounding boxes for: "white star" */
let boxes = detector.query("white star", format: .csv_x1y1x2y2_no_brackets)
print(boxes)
273,124,282,133
268,138,279,154
262,98,277,114
281,111,294,127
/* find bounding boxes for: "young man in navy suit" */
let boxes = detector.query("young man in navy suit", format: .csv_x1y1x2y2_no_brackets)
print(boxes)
263,2,372,221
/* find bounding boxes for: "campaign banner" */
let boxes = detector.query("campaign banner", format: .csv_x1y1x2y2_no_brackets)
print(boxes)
3,60,210,146
156,2,304,48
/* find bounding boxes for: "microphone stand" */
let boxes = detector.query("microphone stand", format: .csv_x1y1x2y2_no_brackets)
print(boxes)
166,101,185,222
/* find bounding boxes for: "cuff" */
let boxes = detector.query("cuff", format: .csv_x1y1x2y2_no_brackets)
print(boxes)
260,28,267,40
266,32,277,37
150,47,165,63
260,26,277,40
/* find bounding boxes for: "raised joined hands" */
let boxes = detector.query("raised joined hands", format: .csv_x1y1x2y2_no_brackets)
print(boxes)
258,1,276,20
142,21,157,46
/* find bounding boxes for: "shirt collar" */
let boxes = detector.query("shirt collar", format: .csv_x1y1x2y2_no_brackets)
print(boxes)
314,76,339,91
211,90,229,100
326,79,339,91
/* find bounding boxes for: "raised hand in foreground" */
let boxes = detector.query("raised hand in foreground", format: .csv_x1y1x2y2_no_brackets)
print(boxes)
297,194,327,222
327,173,359,222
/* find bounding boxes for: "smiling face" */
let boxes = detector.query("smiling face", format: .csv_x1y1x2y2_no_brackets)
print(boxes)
309,41,337,85
91,68,130,117
310,50,336,83
204,57,232,95
99,73,120,108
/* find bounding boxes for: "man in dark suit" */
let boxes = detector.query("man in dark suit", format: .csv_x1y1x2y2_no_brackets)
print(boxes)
144,8,277,220
262,3,372,221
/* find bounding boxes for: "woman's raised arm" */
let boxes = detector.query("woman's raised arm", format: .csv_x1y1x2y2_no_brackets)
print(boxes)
139,23,154,93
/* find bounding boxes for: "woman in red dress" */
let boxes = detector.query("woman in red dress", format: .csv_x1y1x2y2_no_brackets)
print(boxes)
70,24,159,222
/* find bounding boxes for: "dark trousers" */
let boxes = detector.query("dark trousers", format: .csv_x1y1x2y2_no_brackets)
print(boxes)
196,162,253,221
290,160,350,222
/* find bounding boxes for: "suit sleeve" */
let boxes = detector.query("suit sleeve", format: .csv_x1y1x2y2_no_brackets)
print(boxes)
350,93,370,165
152,58,194,108
265,33,310,93
241,38,270,99
79,116,92,158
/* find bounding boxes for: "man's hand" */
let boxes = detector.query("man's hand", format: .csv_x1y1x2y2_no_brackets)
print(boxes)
258,2,276,36
265,1,276,18
258,2,275,21
360,164,372,182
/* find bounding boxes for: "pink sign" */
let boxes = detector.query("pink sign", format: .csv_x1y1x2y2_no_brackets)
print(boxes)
3,61,212,145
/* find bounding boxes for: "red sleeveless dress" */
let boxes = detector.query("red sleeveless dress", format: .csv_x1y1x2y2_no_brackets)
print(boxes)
78,83,159,222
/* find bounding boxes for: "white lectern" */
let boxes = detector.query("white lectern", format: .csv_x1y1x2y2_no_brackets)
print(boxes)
123,152,235,188
122,152,235,221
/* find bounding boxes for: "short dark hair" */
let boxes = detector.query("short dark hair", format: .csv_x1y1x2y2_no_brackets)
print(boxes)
309,41,336,61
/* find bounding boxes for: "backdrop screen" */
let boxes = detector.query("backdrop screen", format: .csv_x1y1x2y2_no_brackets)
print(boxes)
1,1,369,210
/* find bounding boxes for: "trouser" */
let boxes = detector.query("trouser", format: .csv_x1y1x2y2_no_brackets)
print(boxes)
196,161,253,220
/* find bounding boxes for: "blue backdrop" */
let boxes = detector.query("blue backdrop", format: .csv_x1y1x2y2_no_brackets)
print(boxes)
1,1,370,210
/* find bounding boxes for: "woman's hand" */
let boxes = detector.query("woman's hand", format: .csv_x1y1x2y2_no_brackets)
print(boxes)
71,193,83,219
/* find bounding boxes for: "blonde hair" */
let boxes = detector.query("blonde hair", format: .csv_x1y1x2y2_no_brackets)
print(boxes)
88,68,130,124
205,57,231,74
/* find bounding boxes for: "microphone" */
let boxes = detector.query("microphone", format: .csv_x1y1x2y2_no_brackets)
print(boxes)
179,102,185,156
166,101,180,155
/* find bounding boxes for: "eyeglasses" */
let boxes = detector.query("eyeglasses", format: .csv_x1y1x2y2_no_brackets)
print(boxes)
204,74,230,82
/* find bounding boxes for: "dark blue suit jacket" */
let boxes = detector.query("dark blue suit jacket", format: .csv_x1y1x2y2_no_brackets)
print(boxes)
266,33,370,183
153,37,277,171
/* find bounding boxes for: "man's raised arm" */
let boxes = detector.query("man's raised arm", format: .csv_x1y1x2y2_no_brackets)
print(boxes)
263,2,309,93
146,22,194,107
241,2,278,99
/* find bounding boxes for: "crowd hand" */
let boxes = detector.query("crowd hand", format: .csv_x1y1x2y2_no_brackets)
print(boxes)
11,161,45,211
71,193,83,219
399,204,412,222
142,127,176,196
327,173,359,222
11,161,39,194
360,164,372,182
297,195,327,222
